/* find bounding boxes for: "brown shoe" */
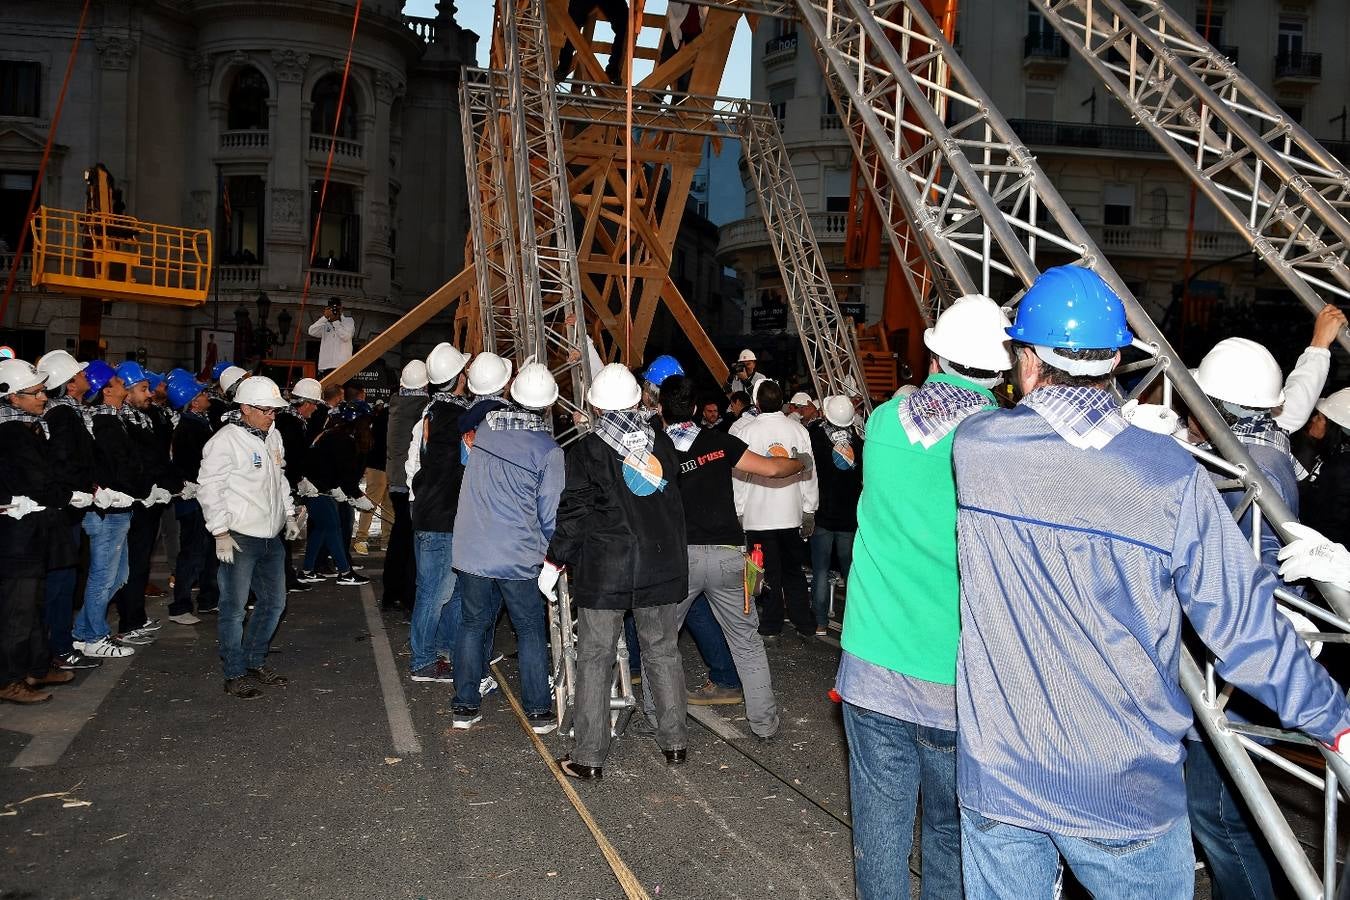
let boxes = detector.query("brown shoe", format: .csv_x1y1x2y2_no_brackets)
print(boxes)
26,668,75,687
0,681,52,704
223,677,263,700
687,681,743,706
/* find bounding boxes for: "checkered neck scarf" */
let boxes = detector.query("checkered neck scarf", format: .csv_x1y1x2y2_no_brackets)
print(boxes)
87,402,122,438
1221,414,1308,481
485,408,549,432
899,380,989,448
222,408,271,442
399,386,428,397
665,420,700,452
596,410,655,461
1023,385,1127,450
120,403,155,433
432,390,471,409
0,402,49,438
47,393,94,433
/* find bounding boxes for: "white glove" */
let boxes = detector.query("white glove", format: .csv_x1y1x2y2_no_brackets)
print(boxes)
350,496,374,512
297,478,319,498
214,532,241,565
3,496,45,519
180,482,198,500
538,561,563,601
1276,605,1324,659
1277,522,1350,590
94,487,135,509
1121,399,1182,437
330,487,348,503
284,516,302,541
69,490,94,509
140,486,173,506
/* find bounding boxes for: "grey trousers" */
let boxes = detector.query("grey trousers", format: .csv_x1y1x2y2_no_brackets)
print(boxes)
652,544,779,738
574,604,687,767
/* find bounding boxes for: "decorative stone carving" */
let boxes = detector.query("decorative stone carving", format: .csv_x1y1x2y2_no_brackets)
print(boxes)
271,49,310,83
95,34,136,71
374,70,406,104
270,188,304,228
188,52,214,87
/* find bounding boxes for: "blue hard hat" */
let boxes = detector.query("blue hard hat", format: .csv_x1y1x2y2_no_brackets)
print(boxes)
1005,265,1134,350
211,360,236,381
168,367,193,383
334,401,362,423
83,360,118,401
145,370,166,391
353,400,373,417
643,355,685,387
115,361,150,388
166,374,206,411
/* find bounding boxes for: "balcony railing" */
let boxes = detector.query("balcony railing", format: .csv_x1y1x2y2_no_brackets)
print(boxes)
403,15,437,43
308,134,363,160
820,113,843,132
1093,224,1249,260
0,251,34,289
764,33,798,65
717,211,848,259
220,129,269,152
770,101,787,124
1008,118,1162,155
1024,32,1070,63
1275,51,1321,80
307,268,366,293
217,264,262,287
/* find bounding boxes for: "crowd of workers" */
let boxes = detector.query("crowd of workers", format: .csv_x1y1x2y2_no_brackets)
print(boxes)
8,265,1350,895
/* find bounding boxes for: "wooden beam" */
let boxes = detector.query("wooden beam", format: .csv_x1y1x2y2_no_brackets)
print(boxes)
662,277,728,383
320,265,476,388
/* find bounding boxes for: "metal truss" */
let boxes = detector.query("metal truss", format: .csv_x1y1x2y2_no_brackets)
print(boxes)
737,108,873,411
547,574,637,738
461,70,526,363
793,1,1350,895
1032,0,1350,355
499,0,592,444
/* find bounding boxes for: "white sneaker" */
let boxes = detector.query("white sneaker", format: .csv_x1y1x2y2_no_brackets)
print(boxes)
117,628,156,645
138,618,163,631
79,636,135,658
168,612,201,625
479,675,499,698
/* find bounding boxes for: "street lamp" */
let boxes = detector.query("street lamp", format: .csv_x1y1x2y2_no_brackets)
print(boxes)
251,291,292,362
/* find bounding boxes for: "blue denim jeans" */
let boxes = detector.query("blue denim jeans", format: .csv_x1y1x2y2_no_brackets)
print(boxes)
809,527,854,628
961,809,1195,900
73,511,133,643
302,496,350,573
410,531,463,672
216,533,287,680
684,593,740,689
453,573,549,714
843,702,960,900
44,522,82,657
1185,738,1276,900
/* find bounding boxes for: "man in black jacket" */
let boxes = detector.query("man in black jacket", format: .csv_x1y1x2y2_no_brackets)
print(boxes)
807,396,863,634
36,350,99,670
383,362,427,611
275,377,322,592
547,364,689,779
167,375,218,623
0,358,78,703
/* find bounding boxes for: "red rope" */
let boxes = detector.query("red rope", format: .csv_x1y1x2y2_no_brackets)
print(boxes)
285,0,363,387
0,0,93,325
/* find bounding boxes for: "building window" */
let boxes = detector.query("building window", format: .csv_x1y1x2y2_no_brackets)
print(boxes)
311,74,357,140
1103,183,1134,227
824,167,851,214
311,181,360,271
220,175,265,264
768,82,793,125
226,68,269,130
1277,19,1304,59
0,170,37,251
0,61,41,118
1195,10,1223,44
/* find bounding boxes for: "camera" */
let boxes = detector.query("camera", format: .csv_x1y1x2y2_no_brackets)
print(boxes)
732,362,747,375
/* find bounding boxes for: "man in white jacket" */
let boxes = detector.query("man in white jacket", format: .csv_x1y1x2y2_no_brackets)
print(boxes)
733,380,818,640
197,376,298,700
307,298,355,377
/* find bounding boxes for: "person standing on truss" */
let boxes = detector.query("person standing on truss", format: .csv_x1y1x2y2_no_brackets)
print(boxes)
951,265,1350,900
554,0,629,86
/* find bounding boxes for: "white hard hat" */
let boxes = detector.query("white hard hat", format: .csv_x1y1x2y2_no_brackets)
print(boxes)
1316,387,1350,431
923,294,1014,372
823,395,856,428
587,363,642,411
510,357,559,409
789,392,813,407
399,359,429,390
426,342,470,385
36,349,87,389
0,358,46,398
1193,337,1285,409
219,365,248,394
738,349,757,362
466,351,512,396
290,377,323,403
233,375,288,408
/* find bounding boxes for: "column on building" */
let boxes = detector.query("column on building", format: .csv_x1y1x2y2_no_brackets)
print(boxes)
266,48,310,292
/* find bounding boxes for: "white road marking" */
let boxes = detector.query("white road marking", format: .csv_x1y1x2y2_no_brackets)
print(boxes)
4,658,133,768
687,704,750,741
360,585,422,755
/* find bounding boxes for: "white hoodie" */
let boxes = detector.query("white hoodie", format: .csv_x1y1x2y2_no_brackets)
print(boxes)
732,410,818,530
197,423,294,538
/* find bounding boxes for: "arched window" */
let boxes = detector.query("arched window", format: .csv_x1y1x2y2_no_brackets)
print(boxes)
310,74,357,139
226,67,269,130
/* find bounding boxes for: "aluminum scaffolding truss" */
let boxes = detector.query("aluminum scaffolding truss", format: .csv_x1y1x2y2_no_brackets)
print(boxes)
737,108,873,410
790,1,1350,895
547,573,638,739
1031,0,1350,355
461,69,526,363
499,0,592,443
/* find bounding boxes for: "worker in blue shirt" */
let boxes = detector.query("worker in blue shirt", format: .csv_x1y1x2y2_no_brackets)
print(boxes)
951,265,1350,900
